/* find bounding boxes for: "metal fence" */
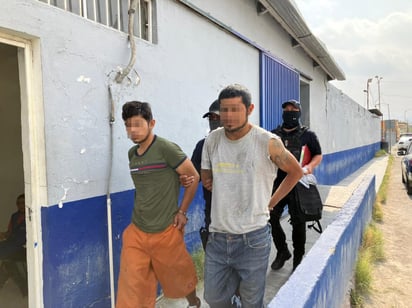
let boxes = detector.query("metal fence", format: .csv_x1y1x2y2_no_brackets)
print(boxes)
37,0,153,42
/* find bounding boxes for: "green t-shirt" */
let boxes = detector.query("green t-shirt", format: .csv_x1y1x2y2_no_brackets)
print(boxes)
128,135,186,233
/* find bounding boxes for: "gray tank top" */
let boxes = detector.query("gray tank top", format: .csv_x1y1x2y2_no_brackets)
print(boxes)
202,125,279,234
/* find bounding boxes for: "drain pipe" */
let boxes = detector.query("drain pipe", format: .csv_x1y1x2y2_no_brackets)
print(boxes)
115,0,138,84
107,85,116,308
107,2,139,306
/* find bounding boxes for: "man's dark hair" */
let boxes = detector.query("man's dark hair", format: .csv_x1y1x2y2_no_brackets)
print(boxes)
218,84,251,109
122,101,153,122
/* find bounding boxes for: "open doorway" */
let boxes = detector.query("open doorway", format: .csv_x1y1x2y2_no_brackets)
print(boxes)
0,42,27,307
300,80,310,127
0,32,47,308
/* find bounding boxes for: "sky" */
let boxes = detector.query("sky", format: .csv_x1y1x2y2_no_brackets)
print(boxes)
294,0,412,123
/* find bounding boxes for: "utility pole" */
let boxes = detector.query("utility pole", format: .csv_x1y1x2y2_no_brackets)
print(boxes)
387,104,391,151
375,76,382,111
375,76,383,144
365,78,372,109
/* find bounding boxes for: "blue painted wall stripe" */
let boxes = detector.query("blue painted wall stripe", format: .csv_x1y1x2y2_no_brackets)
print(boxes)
42,185,205,307
41,195,111,308
315,142,381,185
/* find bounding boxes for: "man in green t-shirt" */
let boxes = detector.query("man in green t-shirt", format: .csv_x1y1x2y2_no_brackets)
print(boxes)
116,101,201,308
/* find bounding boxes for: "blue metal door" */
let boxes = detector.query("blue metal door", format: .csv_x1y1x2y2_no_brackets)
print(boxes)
260,52,299,131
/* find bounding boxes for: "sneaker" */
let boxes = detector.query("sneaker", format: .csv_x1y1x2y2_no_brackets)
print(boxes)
187,296,201,308
231,294,242,308
271,249,292,270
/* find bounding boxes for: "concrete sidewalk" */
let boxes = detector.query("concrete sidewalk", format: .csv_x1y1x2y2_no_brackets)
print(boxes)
156,154,389,307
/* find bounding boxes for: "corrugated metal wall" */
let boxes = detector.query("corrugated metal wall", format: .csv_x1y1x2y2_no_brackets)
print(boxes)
260,52,299,131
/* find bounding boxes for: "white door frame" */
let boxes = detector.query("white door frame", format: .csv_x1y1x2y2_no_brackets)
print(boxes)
0,32,47,308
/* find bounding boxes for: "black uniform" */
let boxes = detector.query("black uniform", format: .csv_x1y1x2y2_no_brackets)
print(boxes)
191,138,211,249
269,125,322,269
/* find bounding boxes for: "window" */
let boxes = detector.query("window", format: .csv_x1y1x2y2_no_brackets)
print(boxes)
37,0,156,43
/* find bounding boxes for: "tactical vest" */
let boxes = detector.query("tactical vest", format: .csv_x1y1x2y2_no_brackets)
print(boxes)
273,126,308,162
274,126,323,233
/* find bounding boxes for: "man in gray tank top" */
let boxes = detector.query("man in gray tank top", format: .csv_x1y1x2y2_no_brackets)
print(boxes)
201,84,303,308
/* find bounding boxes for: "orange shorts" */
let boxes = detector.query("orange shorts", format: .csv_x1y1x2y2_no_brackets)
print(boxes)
116,224,198,308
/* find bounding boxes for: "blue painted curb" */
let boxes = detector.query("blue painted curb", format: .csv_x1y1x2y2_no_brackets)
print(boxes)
268,175,375,308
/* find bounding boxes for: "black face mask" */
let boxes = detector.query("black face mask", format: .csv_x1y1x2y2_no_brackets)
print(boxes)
282,111,301,129
209,120,221,131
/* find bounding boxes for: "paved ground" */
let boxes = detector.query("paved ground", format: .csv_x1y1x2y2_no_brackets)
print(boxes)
0,275,28,308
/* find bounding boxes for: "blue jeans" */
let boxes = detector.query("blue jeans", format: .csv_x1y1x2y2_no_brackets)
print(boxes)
204,224,272,308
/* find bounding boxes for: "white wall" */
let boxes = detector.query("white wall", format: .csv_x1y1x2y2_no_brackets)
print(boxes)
0,0,261,206
189,0,318,78
183,0,380,154
320,84,381,153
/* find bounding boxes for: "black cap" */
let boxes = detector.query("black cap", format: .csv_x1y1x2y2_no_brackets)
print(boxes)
202,100,220,118
282,99,301,110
